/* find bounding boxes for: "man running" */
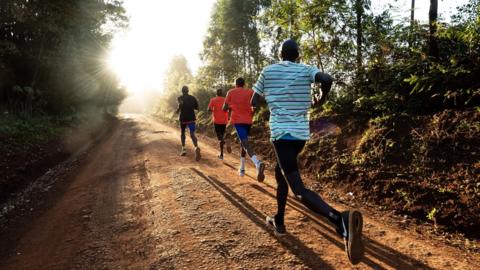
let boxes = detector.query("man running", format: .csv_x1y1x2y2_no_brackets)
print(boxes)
223,78,265,182
208,88,231,159
176,85,201,161
251,39,364,264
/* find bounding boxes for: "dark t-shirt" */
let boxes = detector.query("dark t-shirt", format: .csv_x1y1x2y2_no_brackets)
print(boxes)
178,94,198,122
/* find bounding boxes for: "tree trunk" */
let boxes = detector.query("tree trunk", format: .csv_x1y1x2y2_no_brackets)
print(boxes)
355,0,363,71
410,0,415,47
429,0,439,59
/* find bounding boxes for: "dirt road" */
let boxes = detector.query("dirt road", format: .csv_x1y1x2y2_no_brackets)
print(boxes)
0,115,478,270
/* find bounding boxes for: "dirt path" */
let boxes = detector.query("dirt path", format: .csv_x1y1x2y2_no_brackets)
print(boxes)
0,115,478,270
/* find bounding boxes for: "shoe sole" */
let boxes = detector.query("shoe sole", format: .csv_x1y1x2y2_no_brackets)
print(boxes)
180,152,186,156
266,216,286,237
347,210,364,265
257,162,265,182
195,148,201,161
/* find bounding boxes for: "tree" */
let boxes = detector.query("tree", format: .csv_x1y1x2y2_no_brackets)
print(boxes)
199,0,265,88
410,0,415,47
159,55,194,113
163,55,193,95
429,0,439,59
355,0,364,71
0,0,127,114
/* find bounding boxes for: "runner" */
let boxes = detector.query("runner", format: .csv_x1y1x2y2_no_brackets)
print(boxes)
176,85,201,161
251,39,364,264
223,78,265,182
208,88,231,160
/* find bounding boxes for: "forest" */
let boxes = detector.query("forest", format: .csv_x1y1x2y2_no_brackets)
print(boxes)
0,1,127,115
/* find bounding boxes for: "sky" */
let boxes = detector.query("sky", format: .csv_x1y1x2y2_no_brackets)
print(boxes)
108,0,469,94
109,0,216,93
372,0,469,22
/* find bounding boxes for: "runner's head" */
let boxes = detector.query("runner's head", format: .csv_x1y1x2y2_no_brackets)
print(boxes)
181,85,189,95
216,88,223,96
280,39,299,62
235,77,245,88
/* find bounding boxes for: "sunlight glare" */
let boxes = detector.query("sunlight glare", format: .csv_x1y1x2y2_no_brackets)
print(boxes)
107,0,216,94
108,36,163,93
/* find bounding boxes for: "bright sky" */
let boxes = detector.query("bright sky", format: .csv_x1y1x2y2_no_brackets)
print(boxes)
372,0,469,22
108,0,469,94
109,0,216,93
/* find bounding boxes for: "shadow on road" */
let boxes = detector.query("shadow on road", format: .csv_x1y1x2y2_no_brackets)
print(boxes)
250,183,434,270
222,162,257,181
190,167,335,270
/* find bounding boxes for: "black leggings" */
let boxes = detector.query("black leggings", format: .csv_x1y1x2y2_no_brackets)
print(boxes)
214,124,226,155
180,123,198,147
272,140,338,227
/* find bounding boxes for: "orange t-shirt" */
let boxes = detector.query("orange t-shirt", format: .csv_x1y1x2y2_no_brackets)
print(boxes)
225,87,254,124
208,96,228,124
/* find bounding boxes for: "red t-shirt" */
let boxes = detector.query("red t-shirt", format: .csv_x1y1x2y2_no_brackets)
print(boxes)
208,96,228,124
225,87,254,124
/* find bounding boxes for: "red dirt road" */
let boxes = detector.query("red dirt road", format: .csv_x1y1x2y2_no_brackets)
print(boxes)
0,115,478,269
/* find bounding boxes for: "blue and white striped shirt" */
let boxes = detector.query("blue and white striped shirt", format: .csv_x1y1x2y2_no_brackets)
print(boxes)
253,61,319,141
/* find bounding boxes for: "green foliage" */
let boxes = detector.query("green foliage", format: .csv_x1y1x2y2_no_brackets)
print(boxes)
259,0,480,114
0,0,128,115
156,0,480,124
427,207,438,221
156,55,194,114
192,88,215,113
199,0,266,89
0,113,70,143
353,91,404,116
163,55,194,95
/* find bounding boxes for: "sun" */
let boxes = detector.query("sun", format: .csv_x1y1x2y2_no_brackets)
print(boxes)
107,36,164,93
106,0,216,94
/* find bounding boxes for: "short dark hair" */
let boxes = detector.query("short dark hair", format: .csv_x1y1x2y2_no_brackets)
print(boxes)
235,77,245,87
281,39,299,61
216,88,223,96
181,85,189,93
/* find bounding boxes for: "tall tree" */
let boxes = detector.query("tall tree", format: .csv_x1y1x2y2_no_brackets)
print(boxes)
355,0,364,71
410,0,415,47
199,0,265,88
429,0,439,59
163,55,193,95
160,55,193,112
0,0,127,114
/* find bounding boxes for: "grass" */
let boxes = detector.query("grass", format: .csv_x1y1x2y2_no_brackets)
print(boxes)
0,113,74,143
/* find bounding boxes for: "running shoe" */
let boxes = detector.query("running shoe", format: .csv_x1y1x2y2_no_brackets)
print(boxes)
341,210,364,265
238,169,245,177
266,216,286,236
256,161,265,182
195,147,201,161
180,148,186,156
218,155,224,160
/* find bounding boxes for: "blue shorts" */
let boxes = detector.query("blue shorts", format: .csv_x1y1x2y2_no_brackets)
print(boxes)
181,122,196,133
234,124,251,140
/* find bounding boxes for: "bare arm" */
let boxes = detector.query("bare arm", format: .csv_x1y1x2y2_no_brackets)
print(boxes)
251,92,262,109
176,98,182,114
194,98,199,111
314,72,333,105
222,102,229,112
